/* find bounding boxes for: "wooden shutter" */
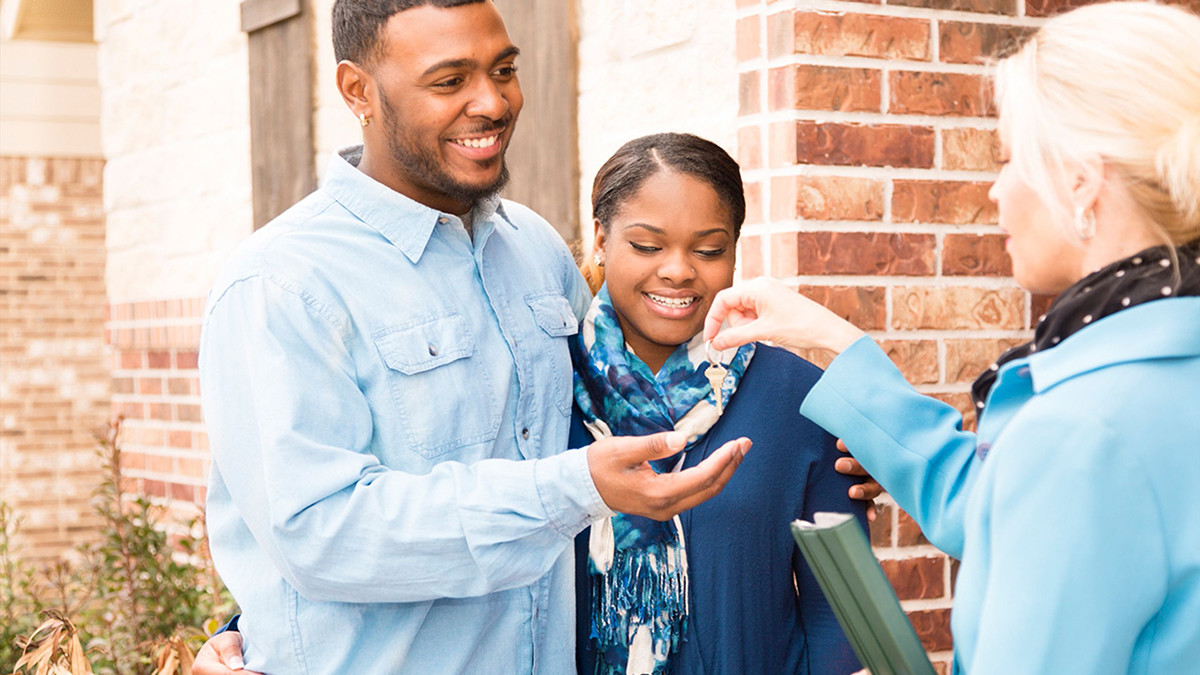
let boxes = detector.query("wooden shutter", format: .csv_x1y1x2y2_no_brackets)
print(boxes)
242,0,316,229
493,0,580,244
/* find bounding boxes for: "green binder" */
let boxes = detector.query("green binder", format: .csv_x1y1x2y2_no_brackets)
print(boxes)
791,512,937,675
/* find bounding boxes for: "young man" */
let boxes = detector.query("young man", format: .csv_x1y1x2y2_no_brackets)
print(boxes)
198,1,750,672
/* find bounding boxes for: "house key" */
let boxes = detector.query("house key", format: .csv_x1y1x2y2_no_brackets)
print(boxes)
705,342,729,414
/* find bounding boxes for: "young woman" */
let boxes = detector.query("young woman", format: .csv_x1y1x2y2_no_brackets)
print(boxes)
706,3,1200,672
572,132,863,674
192,134,870,674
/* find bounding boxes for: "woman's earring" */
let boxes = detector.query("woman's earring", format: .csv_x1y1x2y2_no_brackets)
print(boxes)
593,253,604,267
1073,205,1096,240
359,112,371,128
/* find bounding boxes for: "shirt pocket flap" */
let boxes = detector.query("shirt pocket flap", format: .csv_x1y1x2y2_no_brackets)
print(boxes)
527,294,579,338
374,314,474,375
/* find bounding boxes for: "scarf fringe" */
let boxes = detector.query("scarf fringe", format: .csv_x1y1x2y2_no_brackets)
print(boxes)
590,516,689,675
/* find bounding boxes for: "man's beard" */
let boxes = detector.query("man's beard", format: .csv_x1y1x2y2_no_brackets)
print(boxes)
379,90,511,211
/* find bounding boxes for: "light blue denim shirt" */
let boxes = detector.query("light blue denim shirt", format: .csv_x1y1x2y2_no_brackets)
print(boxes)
200,147,606,673
802,297,1200,673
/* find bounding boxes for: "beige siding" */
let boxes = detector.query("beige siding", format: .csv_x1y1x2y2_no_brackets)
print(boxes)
0,40,101,157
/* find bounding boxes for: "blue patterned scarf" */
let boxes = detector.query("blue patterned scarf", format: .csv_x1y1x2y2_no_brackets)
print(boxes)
570,285,754,674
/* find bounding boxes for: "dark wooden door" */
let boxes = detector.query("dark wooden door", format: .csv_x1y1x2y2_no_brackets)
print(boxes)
242,0,316,229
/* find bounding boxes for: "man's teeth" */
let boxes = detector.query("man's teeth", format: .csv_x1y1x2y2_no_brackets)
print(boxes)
647,293,696,308
453,135,499,149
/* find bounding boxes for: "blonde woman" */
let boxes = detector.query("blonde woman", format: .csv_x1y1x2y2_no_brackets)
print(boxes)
707,2,1200,672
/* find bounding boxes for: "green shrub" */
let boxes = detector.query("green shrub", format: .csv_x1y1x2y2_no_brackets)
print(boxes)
2,418,234,674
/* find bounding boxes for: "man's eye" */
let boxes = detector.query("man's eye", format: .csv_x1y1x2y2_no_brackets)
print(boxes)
630,243,660,253
493,65,518,79
433,77,464,89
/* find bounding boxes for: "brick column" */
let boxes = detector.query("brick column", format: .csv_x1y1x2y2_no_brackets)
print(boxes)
734,0,1074,667
107,299,209,510
0,157,109,560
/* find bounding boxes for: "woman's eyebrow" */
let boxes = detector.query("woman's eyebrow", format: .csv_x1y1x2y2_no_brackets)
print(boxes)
621,223,665,235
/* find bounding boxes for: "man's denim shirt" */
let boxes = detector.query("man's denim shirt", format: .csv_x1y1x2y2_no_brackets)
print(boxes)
200,147,607,673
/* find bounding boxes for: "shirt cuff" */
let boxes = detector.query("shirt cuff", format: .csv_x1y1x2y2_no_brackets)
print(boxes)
534,447,615,539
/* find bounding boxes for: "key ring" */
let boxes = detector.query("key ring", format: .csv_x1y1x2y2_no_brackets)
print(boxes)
706,339,729,367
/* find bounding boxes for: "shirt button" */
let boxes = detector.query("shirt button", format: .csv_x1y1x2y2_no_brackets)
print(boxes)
521,428,530,440
976,441,992,460
428,344,438,356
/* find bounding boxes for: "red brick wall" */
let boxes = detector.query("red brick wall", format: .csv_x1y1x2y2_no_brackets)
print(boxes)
734,0,1068,667
0,156,109,560
107,298,208,508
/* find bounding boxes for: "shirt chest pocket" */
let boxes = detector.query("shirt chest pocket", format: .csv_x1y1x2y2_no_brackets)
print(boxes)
525,293,578,416
373,313,500,458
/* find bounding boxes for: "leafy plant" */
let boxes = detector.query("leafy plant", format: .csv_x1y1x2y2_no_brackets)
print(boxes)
2,418,233,674
1,503,51,669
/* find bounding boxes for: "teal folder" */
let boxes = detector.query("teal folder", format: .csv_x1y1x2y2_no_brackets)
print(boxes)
791,512,937,675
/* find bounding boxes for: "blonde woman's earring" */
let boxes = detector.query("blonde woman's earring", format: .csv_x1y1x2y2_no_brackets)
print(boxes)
359,113,371,128
593,253,605,267
1074,205,1096,240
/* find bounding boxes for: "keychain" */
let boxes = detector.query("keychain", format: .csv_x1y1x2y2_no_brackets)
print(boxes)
705,341,729,414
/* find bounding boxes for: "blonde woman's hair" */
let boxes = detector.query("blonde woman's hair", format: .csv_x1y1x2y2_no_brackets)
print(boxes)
994,1,1200,248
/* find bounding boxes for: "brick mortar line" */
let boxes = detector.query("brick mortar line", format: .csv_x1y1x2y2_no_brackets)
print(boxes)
754,53,996,75
788,0,1047,27
930,17,941,64
898,597,957,612
109,417,207,431
740,109,1000,130
117,445,212,460
110,370,200,379
742,166,997,181
785,274,1026,288
873,543,949,559
107,318,204,328
938,323,949,384
736,56,992,76
742,221,1000,235
123,469,208,487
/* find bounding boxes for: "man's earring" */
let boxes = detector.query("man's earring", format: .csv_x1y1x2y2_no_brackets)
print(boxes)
359,112,371,128
1073,205,1096,240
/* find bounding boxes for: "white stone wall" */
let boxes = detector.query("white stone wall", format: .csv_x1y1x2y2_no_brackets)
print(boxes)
96,0,252,303
93,0,737,300
576,0,738,245
312,0,362,178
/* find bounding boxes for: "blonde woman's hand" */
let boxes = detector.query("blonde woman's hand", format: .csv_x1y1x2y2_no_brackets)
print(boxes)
704,277,866,356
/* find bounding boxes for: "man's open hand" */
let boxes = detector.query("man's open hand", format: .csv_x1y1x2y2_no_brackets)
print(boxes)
587,431,751,520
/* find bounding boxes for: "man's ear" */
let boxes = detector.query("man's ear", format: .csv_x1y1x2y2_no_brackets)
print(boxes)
336,60,373,120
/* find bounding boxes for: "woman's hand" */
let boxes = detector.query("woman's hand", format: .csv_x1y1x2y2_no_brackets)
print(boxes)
194,631,260,675
704,277,866,356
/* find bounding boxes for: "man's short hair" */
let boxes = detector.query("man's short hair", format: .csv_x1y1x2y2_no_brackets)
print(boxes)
332,0,487,66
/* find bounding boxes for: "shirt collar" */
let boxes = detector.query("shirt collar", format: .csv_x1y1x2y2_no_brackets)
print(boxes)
1027,297,1200,393
321,145,513,263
